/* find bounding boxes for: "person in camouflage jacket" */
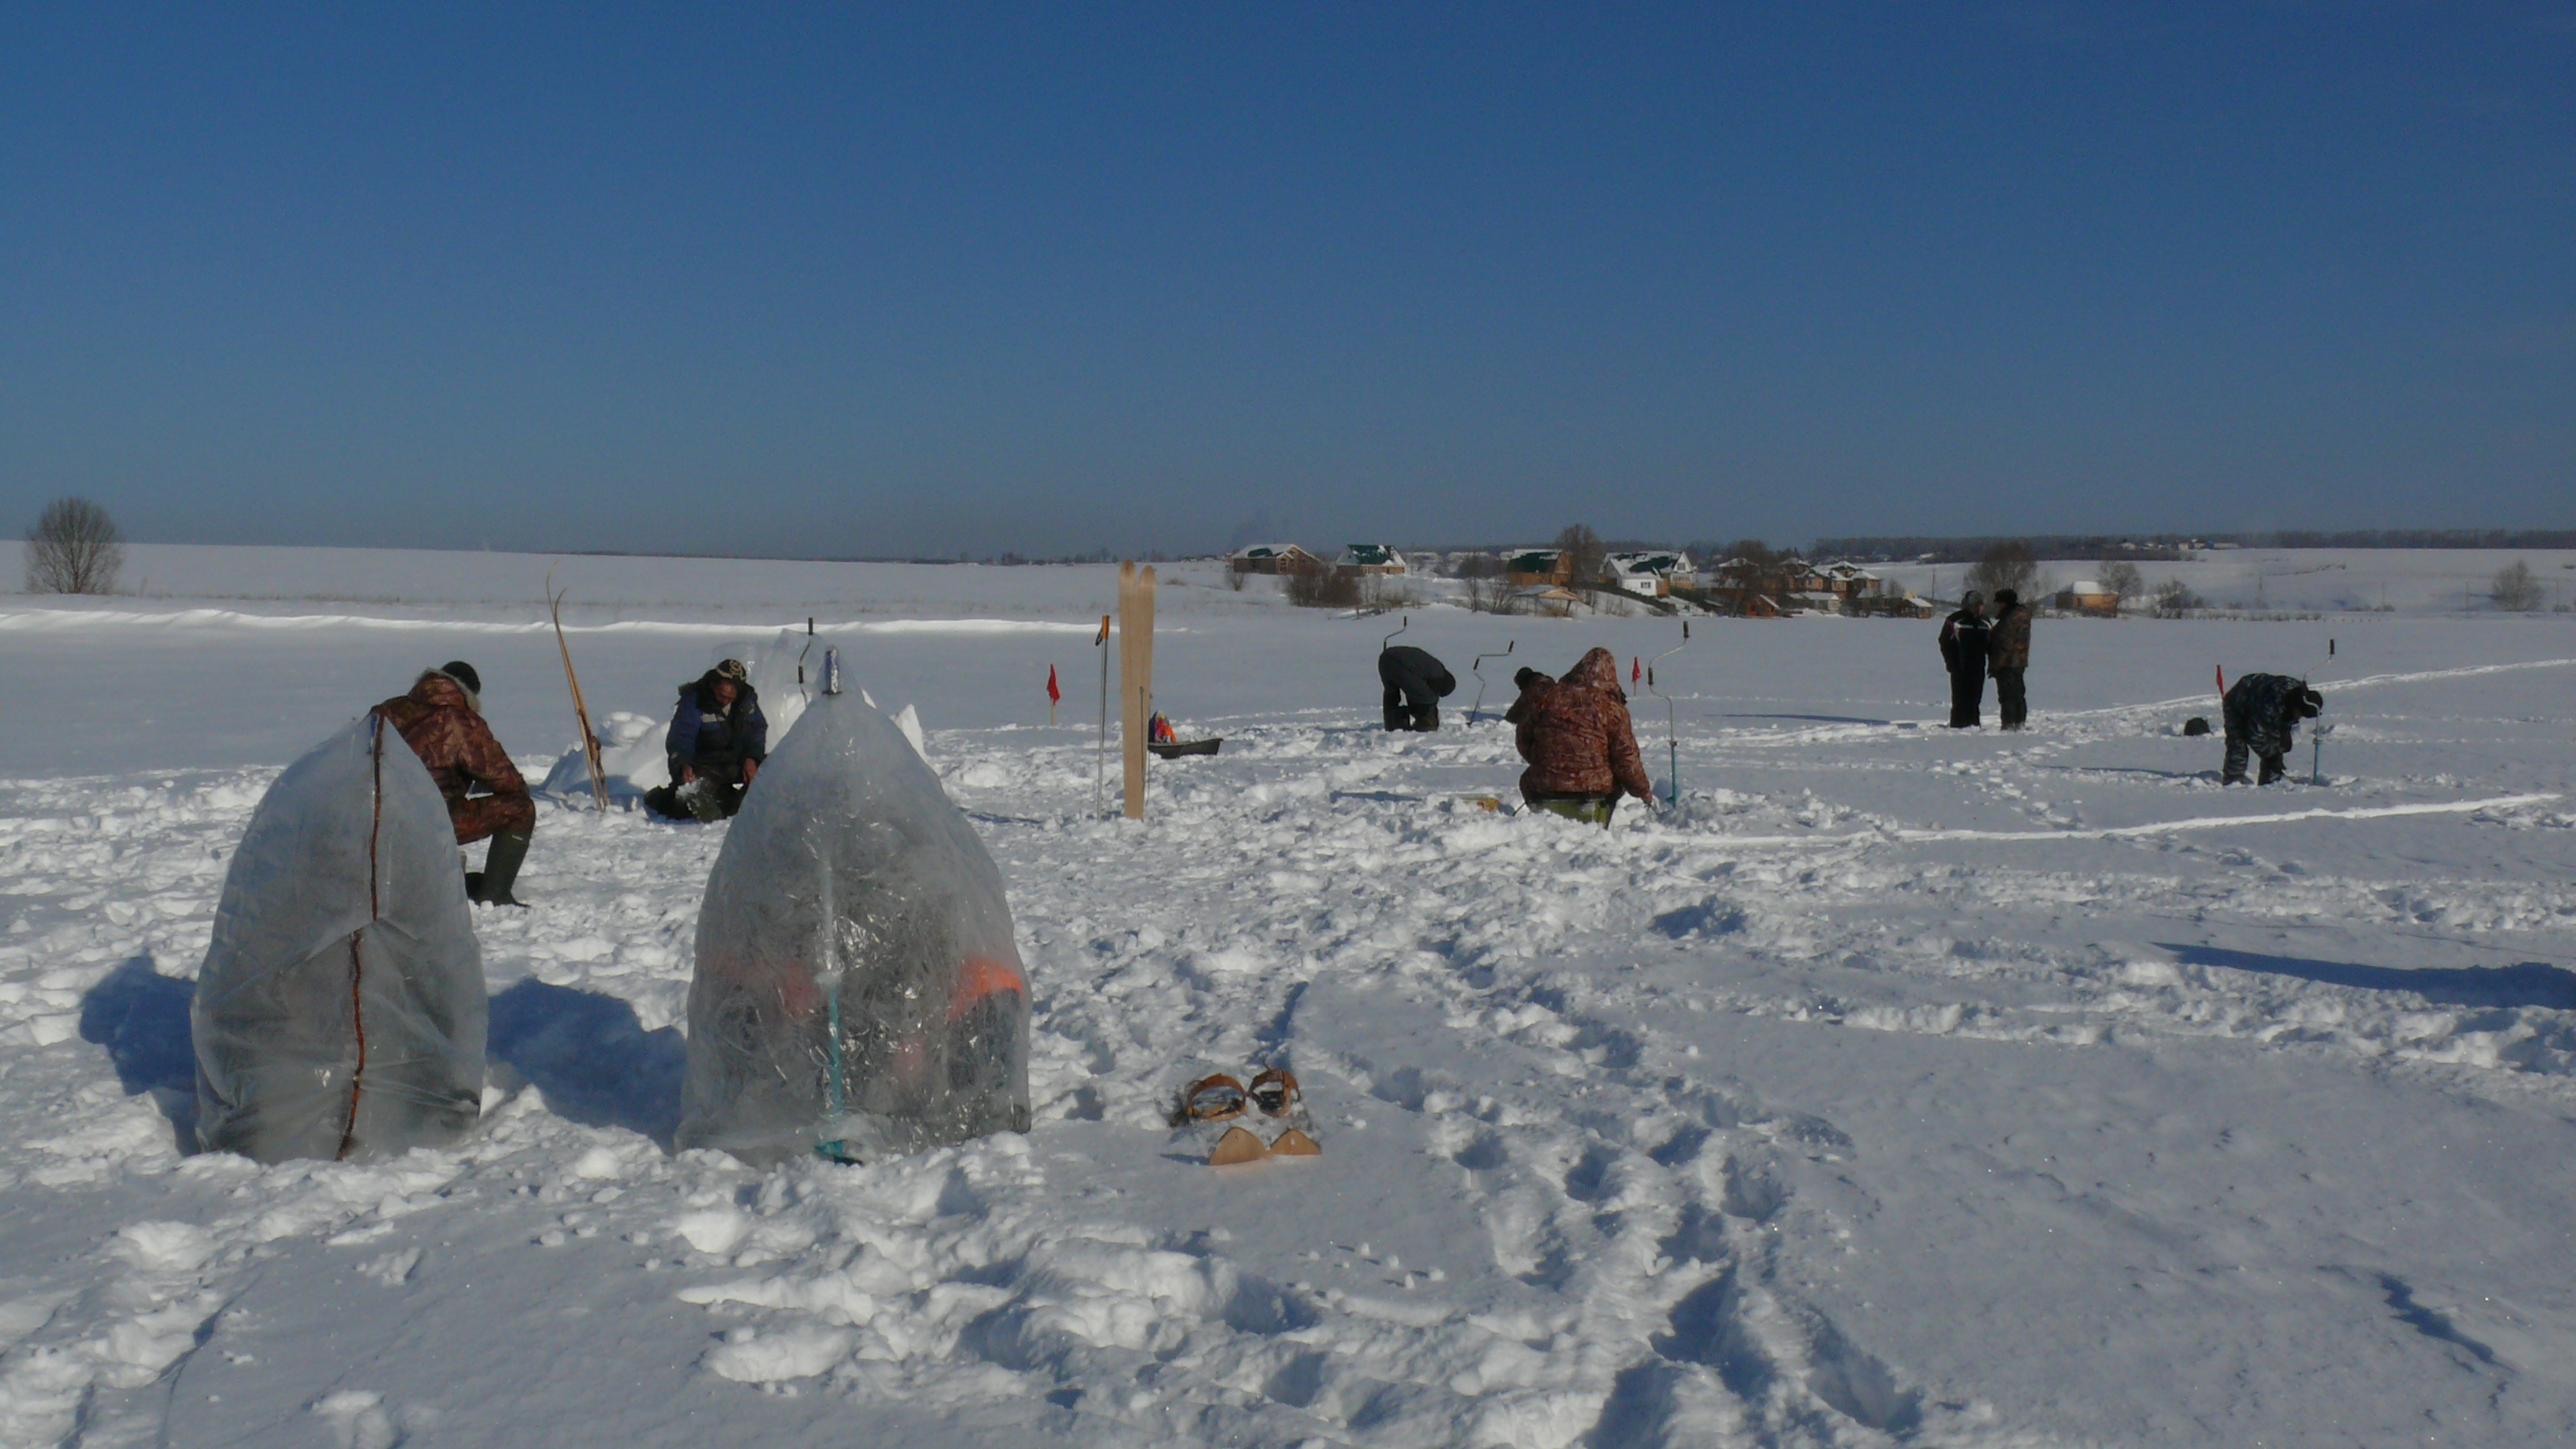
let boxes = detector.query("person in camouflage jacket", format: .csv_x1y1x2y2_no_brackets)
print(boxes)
1504,647,1654,824
374,661,535,904
1987,589,2033,730
2220,673,2323,785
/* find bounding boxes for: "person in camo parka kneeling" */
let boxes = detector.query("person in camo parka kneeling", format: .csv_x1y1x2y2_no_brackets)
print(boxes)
374,660,535,906
1504,647,1655,825
2220,673,2323,786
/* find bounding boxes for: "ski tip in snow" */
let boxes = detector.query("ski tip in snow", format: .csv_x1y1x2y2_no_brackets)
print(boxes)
1209,1126,1267,1166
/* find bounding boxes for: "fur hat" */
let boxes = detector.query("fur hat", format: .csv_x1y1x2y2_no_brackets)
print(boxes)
439,660,481,695
1995,589,2019,607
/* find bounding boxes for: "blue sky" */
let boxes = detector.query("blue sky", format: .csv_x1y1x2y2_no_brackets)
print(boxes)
4,4,2570,557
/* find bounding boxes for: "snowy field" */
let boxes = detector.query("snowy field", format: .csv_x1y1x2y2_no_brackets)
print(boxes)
1,545,2572,1448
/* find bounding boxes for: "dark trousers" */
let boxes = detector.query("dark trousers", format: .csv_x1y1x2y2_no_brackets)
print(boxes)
1382,686,1440,732
1946,668,1984,727
1992,668,2028,730
2223,737,2287,785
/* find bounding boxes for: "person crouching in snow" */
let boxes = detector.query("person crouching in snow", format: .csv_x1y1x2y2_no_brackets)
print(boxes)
2220,674,2323,786
648,658,767,822
1378,645,1456,732
374,660,536,906
1504,647,1655,825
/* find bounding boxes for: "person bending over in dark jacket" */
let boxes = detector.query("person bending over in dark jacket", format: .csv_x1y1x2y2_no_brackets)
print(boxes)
375,660,535,906
647,659,768,822
1504,647,1655,825
1938,590,1990,727
2220,673,2322,785
1987,589,2033,730
1378,645,1456,732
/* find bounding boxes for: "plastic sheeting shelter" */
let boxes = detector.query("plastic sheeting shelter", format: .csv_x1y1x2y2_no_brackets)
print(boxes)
193,714,487,1163
678,687,1030,1165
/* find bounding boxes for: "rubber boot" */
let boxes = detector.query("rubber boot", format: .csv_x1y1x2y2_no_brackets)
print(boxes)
471,830,532,907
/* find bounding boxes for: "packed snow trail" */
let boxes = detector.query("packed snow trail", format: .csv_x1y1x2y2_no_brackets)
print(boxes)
1673,790,2561,847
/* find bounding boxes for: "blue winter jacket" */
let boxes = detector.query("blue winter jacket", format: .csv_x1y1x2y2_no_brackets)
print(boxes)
668,677,768,770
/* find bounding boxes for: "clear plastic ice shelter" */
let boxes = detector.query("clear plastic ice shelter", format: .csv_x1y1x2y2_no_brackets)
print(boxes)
193,714,486,1163
676,664,1030,1165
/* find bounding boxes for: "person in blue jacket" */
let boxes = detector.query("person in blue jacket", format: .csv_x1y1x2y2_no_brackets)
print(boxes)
646,659,768,821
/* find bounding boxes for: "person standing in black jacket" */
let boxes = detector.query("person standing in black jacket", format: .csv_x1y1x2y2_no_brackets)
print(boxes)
1937,591,1991,728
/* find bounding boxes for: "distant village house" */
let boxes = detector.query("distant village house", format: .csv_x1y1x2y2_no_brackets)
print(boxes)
1335,544,1407,576
1505,549,1572,586
1228,543,1325,576
1603,551,1692,597
2053,580,2120,617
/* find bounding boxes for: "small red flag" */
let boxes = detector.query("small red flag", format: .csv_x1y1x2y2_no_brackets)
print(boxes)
1632,656,1642,684
2215,665,2225,696
1046,665,1062,704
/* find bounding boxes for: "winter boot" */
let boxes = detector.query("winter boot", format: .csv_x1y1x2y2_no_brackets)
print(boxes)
469,829,532,907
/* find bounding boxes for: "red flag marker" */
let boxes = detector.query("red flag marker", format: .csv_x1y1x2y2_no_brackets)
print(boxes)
1632,656,1642,684
1046,665,1062,704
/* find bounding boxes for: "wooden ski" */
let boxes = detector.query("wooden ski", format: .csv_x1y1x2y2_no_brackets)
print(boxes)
546,566,609,811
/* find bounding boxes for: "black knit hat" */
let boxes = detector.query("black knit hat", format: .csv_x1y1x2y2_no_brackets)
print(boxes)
439,661,481,695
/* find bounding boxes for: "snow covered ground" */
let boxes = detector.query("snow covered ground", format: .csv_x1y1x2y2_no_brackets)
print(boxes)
1,546,2572,1447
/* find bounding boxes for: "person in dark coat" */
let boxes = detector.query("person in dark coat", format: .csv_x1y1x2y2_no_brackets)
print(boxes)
1378,645,1456,732
1938,590,1991,727
1504,648,1655,824
2220,674,2323,785
646,659,768,821
374,660,535,906
1987,589,2033,730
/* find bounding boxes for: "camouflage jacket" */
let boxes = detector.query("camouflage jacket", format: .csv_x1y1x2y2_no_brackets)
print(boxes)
1505,647,1654,801
2222,673,2312,758
1988,604,2033,671
376,673,530,809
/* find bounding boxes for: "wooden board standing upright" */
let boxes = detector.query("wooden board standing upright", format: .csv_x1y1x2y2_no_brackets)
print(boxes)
1118,562,1156,819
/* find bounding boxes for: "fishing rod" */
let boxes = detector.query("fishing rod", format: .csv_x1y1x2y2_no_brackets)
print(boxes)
1466,640,1516,723
2309,637,2335,785
1644,620,1690,807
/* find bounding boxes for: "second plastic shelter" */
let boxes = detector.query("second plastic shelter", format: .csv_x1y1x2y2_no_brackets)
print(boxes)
676,658,1031,1165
